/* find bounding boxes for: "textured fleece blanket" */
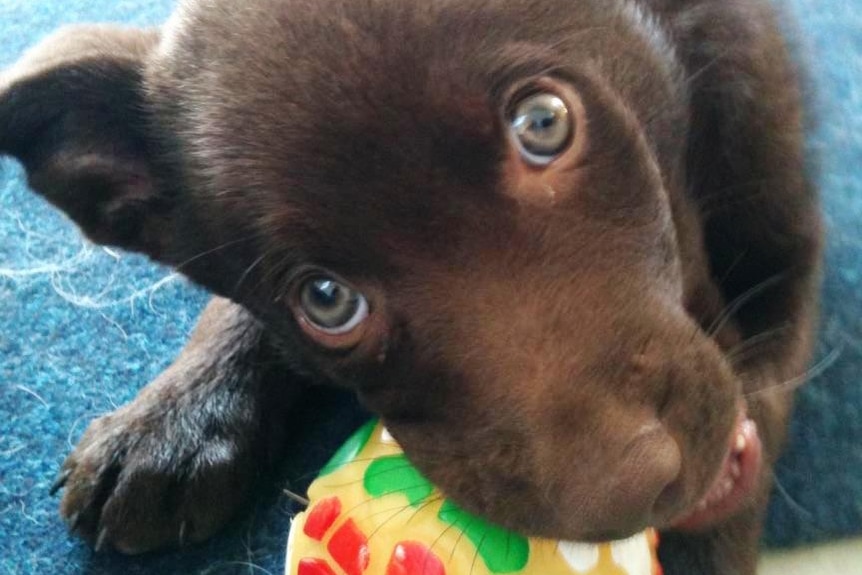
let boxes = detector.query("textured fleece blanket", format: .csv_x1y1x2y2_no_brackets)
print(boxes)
0,1,860,573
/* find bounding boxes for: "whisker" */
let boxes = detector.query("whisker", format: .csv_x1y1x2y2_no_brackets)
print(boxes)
362,502,418,522
337,481,438,518
427,518,460,560
745,345,843,398
706,274,785,339
364,496,444,547
640,48,731,129
256,245,307,302
694,178,773,215
725,322,792,364
405,495,444,526
233,252,268,295
683,48,732,91
470,529,490,575
716,250,749,292
172,235,258,272
771,471,815,520
449,515,476,563
247,245,302,301
505,532,512,570
366,502,417,543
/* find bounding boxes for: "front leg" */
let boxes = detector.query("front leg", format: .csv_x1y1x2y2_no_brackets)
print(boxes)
52,297,303,554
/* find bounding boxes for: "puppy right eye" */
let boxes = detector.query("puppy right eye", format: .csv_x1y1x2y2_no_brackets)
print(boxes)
292,273,370,348
509,92,573,165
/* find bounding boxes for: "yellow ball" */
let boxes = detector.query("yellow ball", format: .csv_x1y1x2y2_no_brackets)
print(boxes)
286,420,661,575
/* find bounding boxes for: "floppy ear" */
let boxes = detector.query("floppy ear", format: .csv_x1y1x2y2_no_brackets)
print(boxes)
0,25,174,260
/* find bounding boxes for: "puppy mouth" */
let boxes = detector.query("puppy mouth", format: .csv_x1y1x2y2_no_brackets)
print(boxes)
669,411,763,531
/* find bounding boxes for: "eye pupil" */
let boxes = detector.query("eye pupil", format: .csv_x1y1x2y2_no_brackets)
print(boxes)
537,114,555,129
309,280,341,308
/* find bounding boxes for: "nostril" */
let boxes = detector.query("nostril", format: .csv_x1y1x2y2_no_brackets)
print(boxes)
611,422,682,522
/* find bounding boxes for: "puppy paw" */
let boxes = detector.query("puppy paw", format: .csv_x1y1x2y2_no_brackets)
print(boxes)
53,396,256,554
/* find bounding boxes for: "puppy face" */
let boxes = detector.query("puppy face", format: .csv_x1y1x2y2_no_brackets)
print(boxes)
0,0,760,541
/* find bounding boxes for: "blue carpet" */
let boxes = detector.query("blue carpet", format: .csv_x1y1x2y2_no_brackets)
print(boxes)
0,0,860,573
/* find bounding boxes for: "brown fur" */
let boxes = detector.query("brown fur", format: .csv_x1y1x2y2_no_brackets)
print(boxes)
0,0,822,572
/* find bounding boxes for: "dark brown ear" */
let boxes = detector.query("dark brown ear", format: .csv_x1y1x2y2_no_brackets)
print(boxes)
0,25,172,259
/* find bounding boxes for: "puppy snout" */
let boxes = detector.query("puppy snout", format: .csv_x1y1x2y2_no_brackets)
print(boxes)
577,422,681,536
618,423,681,513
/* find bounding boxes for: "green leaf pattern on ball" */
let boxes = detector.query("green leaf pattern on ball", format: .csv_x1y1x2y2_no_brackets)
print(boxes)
363,454,435,507
338,421,531,574
437,500,530,574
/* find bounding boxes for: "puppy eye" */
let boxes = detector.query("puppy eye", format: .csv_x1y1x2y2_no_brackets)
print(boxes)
296,275,369,338
509,92,572,165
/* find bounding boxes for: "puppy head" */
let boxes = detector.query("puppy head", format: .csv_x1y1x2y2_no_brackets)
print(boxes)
1,0,750,540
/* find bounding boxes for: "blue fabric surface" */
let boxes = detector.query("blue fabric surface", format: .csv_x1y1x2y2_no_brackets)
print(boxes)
0,0,859,573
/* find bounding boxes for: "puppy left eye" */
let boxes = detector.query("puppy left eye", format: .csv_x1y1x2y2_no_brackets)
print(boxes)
509,92,572,165
294,275,370,344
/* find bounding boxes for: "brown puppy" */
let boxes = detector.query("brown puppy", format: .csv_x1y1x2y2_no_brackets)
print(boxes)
0,0,822,573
